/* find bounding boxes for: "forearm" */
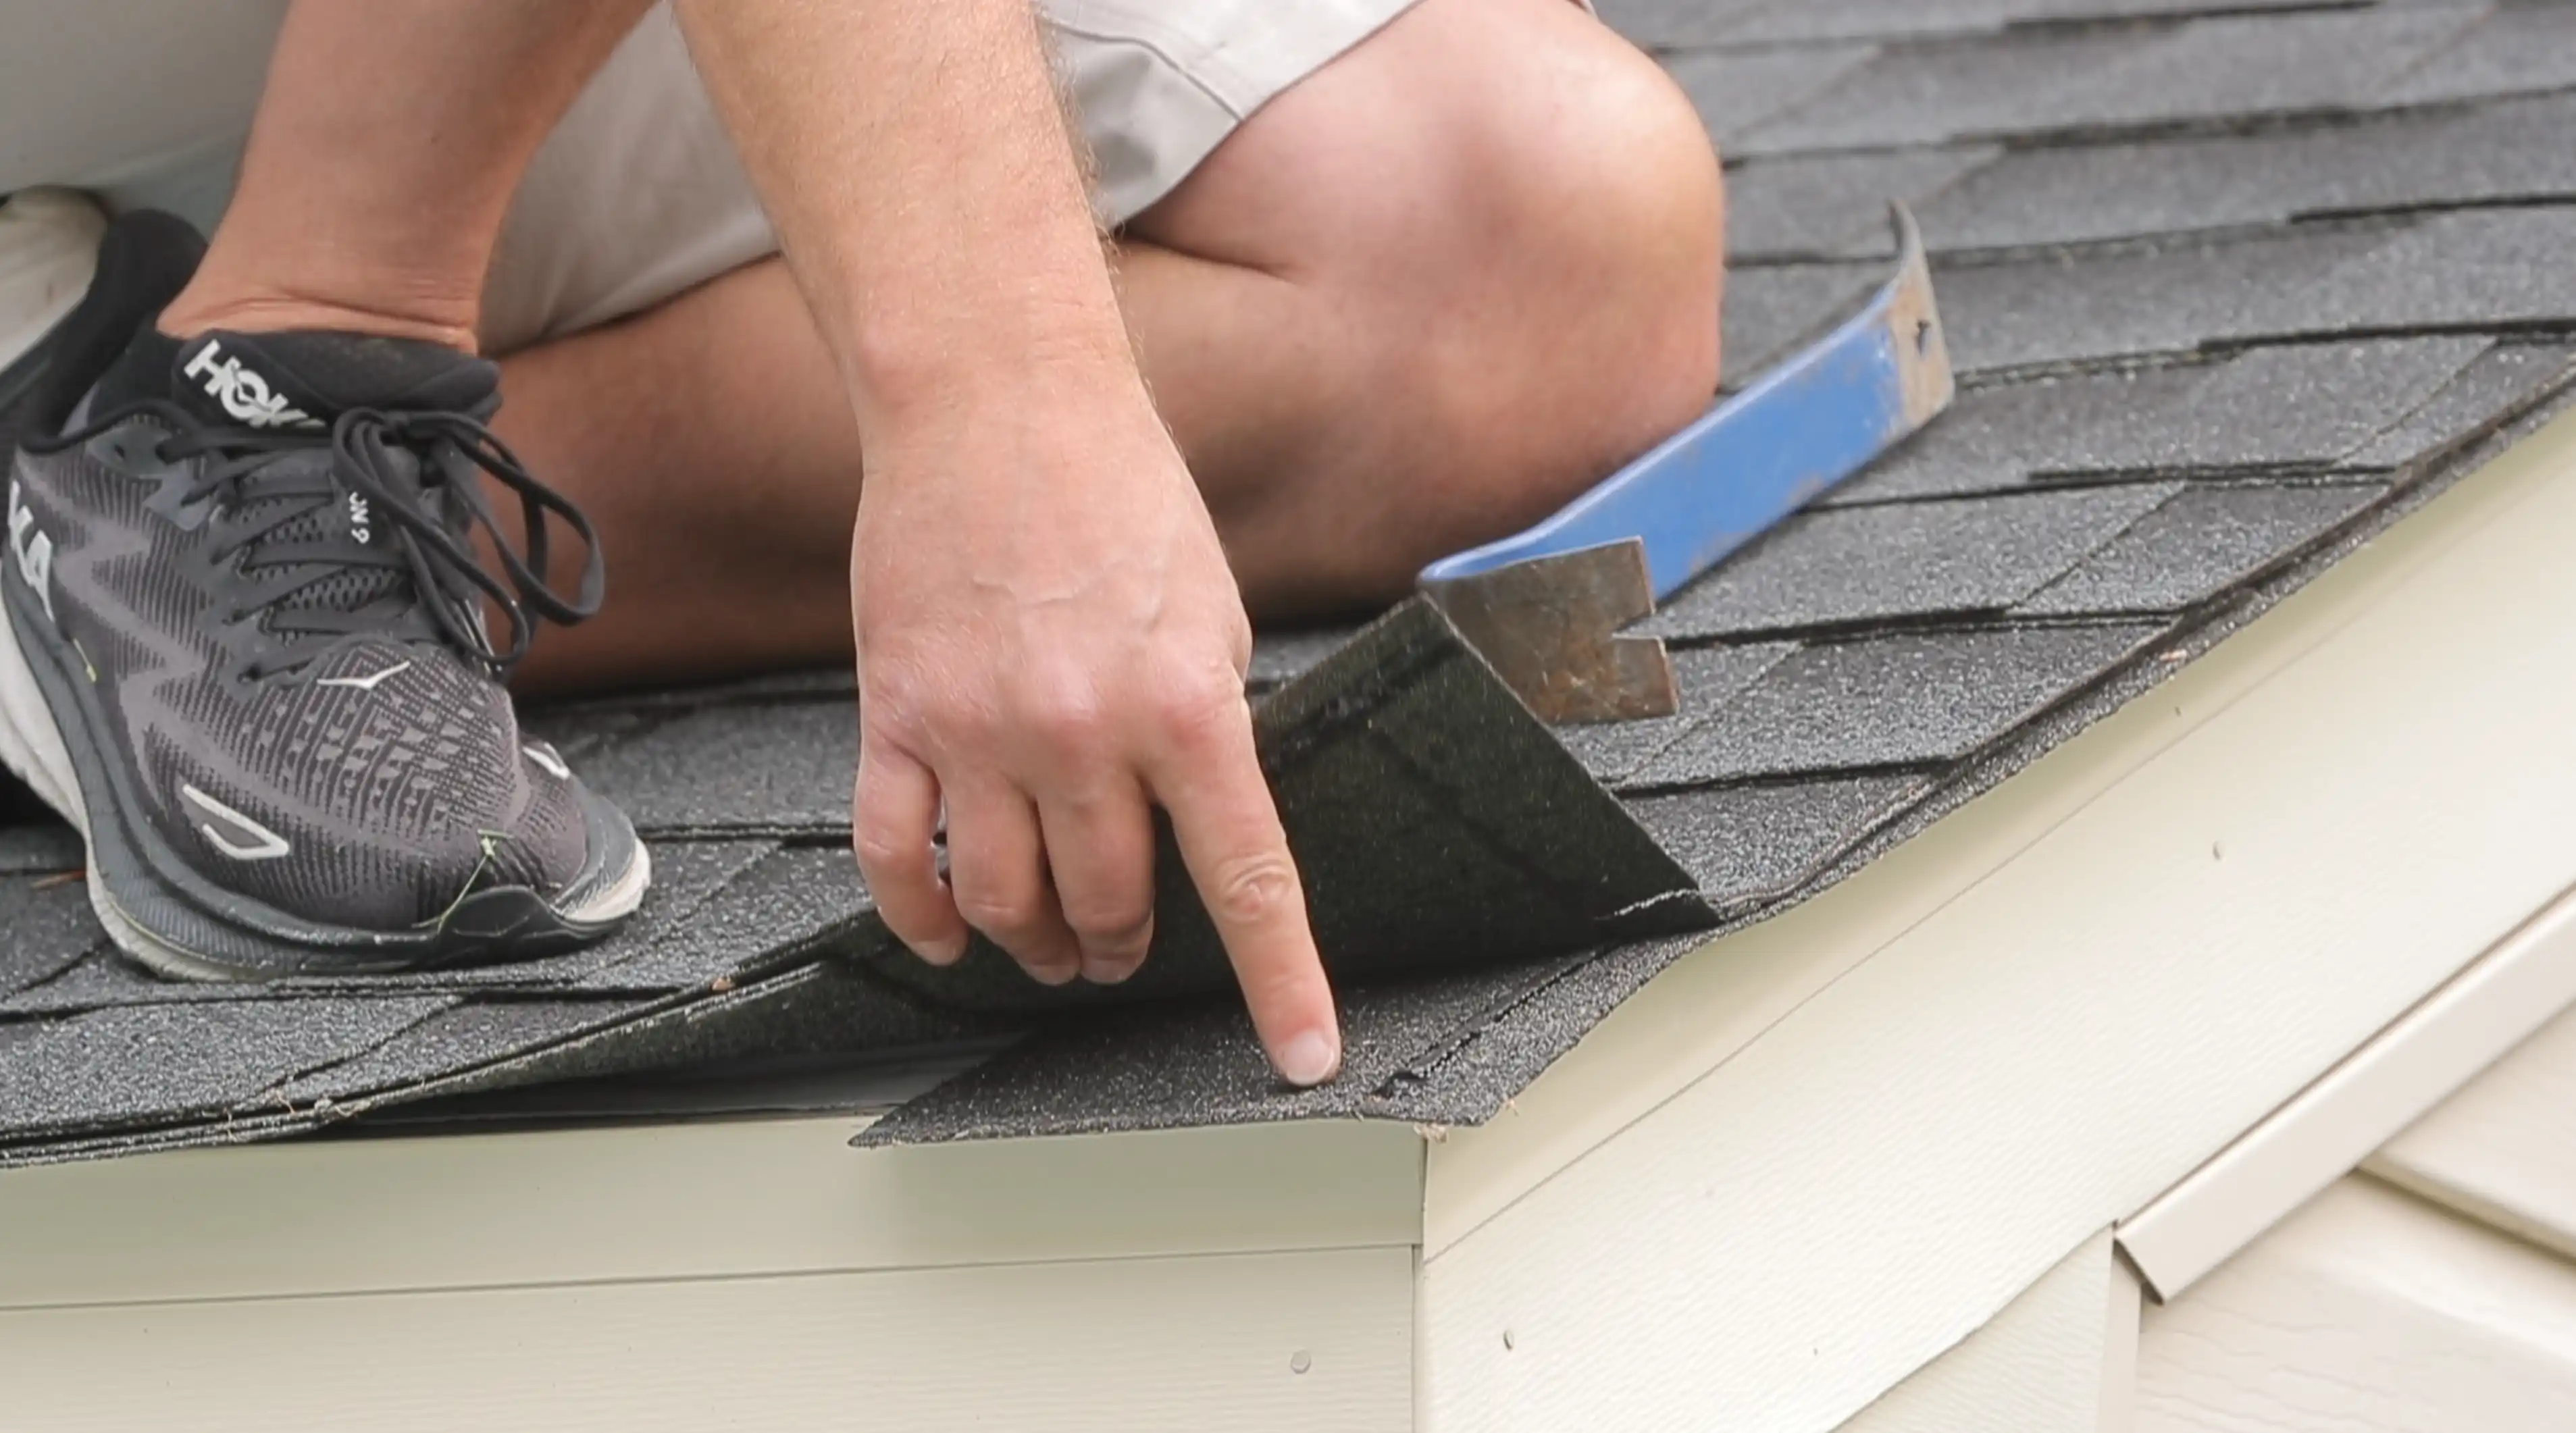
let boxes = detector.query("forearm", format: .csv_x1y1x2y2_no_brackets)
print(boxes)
671,0,1135,435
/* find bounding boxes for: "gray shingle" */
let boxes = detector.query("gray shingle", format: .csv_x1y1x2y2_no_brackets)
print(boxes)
2183,340,2490,467
1247,625,1365,690
1828,365,2210,505
1720,0,2350,45
269,999,643,1107
1735,29,2143,155
1914,94,2576,254
2015,482,2387,615
0,879,103,999
1665,45,1882,146
1632,623,2162,783
1739,7,2485,155
1933,226,2395,374
0,821,79,875
577,699,857,837
2312,207,2576,333
2063,5,2488,130
2390,3,2576,104
1932,210,2576,377
0,997,449,1138
2,950,238,1016
1722,261,1884,385
2346,342,2576,469
1594,0,1778,47
1645,484,2175,638
1628,774,1930,905
1726,148,2001,261
573,843,871,992
1830,338,2483,506
1557,642,1799,788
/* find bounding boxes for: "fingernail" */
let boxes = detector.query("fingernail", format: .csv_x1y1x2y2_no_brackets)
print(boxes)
1278,1028,1341,1087
917,936,968,967
1029,960,1082,987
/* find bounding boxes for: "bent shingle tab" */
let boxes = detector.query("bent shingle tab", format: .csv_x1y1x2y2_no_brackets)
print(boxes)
7,0,2576,1162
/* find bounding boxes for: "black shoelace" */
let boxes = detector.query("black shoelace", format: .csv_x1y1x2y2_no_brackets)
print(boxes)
80,400,601,681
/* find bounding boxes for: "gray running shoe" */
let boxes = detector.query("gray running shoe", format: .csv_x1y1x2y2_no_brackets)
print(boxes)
0,212,648,977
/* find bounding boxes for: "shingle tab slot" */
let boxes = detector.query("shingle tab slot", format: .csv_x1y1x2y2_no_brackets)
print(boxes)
1630,623,2163,785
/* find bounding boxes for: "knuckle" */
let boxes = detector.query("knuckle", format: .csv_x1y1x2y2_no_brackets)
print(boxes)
1062,889,1154,943
1154,671,1248,748
1020,681,1109,760
1207,852,1300,929
850,825,925,880
952,889,1038,937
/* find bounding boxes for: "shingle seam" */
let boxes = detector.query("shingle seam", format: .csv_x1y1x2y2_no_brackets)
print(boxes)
1934,333,2554,396
1929,197,2576,273
225,1000,467,1125
2367,350,2576,480
0,1108,316,1171
1655,609,2169,650
1962,323,2576,388
1726,86,2576,165
1817,471,2365,514
1361,949,1599,1100
1364,724,1714,932
1565,645,1803,786
1613,760,1947,802
2380,1,2500,93
1678,3,2383,57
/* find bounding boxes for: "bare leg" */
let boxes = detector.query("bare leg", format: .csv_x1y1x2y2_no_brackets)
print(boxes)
502,0,1723,694
158,0,655,348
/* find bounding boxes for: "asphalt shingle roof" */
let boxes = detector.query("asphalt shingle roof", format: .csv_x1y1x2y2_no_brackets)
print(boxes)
5,0,2575,1163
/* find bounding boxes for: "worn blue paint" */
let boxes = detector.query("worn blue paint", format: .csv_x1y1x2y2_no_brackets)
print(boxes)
1420,293,1924,604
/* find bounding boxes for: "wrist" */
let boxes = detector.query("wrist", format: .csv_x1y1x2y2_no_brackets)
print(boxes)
846,269,1140,434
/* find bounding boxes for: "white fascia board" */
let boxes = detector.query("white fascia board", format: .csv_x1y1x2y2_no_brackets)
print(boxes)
2370,1000,2576,1261
1418,409,2576,1433
2118,881,2576,1301
0,1245,1416,1433
0,1115,1424,1309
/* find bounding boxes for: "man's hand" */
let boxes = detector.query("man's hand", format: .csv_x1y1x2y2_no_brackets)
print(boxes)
849,358,1342,1086
672,0,1340,1085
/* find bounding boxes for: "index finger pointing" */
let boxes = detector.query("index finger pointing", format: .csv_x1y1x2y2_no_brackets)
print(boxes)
1149,697,1339,1087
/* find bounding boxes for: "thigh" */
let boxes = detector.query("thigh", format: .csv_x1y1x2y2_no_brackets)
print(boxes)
482,0,1409,353
1120,0,1617,274
1041,0,1424,228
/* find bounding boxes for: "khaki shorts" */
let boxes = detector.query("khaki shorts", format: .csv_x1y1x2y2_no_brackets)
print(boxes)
0,0,1421,355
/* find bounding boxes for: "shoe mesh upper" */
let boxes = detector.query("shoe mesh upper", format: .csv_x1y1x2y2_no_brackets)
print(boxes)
11,421,589,930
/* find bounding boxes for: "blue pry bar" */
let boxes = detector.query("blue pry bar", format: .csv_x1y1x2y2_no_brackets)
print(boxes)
1420,204,1953,604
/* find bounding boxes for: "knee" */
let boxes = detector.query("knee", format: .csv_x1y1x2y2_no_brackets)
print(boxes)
1396,18,1726,536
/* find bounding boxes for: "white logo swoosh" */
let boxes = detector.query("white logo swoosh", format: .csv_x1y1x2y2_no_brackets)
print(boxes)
180,783,292,862
317,660,412,692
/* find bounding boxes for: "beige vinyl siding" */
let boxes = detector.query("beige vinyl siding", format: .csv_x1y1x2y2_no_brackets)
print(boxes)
2117,882,2576,1299
2136,1176,2576,1433
2371,1000,2576,1261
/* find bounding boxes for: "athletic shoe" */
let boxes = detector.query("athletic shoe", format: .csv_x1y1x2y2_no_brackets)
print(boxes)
0,211,648,977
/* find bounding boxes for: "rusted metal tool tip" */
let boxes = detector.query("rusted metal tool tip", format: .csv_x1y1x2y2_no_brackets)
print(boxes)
1422,540,1676,725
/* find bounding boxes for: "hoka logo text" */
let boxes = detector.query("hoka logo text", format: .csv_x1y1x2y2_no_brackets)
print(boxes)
183,341,317,430
7,481,55,621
